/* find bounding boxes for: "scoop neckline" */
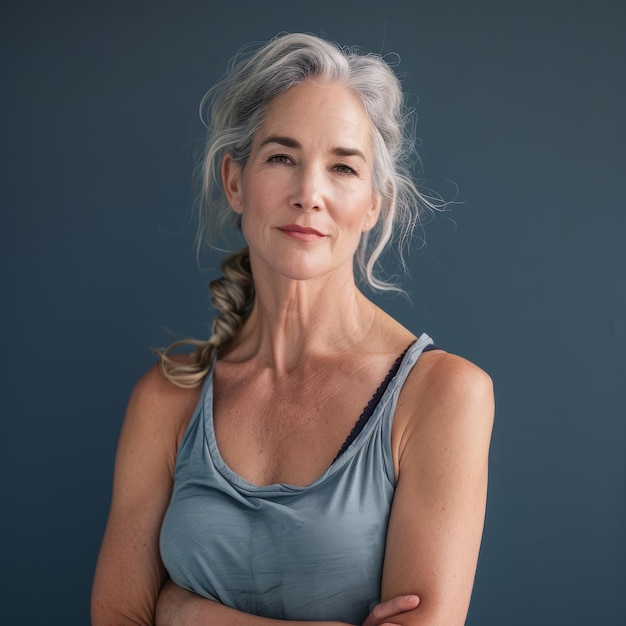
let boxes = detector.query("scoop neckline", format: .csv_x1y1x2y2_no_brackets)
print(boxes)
203,333,433,494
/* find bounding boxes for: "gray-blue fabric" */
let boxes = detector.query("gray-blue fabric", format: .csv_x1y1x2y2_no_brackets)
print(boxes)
160,333,434,624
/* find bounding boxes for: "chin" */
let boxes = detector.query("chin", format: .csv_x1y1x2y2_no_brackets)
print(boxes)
277,263,327,282
250,246,355,285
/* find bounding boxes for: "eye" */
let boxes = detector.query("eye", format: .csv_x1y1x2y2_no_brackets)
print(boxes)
268,154,293,165
333,163,358,175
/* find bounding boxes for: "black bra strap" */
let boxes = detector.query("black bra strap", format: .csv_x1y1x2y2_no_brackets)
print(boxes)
332,341,440,462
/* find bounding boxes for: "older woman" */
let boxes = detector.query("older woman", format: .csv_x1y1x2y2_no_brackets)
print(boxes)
91,33,494,626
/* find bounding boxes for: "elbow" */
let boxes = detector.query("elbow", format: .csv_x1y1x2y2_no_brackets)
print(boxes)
91,598,155,626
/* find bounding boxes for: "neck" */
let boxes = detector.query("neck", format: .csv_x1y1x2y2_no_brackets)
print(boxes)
224,265,377,373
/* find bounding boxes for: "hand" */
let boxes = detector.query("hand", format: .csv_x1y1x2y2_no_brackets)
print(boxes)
362,595,420,626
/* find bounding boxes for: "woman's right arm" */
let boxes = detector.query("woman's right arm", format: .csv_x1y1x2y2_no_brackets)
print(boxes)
91,365,200,626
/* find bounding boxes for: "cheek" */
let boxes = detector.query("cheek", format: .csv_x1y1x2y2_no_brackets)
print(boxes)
344,193,378,229
241,173,282,212
239,198,273,244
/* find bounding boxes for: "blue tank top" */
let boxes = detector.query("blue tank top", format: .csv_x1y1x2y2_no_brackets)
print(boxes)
160,334,434,624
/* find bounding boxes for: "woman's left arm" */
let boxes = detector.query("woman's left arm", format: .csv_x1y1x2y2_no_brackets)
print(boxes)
381,352,495,626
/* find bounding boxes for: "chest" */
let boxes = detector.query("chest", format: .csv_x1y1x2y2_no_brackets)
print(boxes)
211,360,388,486
162,427,395,623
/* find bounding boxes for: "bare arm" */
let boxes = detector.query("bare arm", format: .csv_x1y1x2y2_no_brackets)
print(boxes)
380,353,495,625
156,581,420,626
91,365,200,626
153,352,492,626
92,364,419,626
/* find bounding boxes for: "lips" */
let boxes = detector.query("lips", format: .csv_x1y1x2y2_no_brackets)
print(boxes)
278,224,326,241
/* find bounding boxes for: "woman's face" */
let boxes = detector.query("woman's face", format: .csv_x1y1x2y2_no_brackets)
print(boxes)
222,79,380,286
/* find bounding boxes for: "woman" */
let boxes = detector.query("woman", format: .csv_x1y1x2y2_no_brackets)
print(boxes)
91,33,494,626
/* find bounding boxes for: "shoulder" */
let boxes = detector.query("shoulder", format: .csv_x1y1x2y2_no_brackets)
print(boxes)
392,350,494,473
414,349,493,406
124,355,204,452
131,354,200,401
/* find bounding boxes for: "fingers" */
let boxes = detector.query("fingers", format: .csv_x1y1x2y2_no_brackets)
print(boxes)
362,594,420,626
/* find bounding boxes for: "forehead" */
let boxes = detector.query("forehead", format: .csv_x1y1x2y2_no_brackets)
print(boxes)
254,80,374,157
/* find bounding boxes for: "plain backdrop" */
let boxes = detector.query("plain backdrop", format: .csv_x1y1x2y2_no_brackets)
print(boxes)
2,1,624,624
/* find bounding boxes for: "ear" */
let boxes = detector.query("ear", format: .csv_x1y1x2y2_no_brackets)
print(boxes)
222,153,243,214
362,193,382,233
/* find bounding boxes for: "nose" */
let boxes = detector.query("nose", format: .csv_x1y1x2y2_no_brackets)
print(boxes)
289,165,324,211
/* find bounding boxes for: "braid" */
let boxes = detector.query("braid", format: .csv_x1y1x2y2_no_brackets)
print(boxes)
158,247,254,388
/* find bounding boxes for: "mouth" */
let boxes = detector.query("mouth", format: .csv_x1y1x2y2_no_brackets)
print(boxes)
278,224,326,241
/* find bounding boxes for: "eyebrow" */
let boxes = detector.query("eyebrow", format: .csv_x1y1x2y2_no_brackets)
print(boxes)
258,135,367,161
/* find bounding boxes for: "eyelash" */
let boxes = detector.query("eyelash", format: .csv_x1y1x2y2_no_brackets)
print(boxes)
333,164,358,175
267,155,358,176
268,154,292,164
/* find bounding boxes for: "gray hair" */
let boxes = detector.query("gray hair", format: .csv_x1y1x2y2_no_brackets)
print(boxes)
159,33,442,386
196,32,437,291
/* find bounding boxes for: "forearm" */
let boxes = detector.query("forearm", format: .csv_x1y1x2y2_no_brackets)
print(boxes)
155,581,420,626
371,602,467,626
155,583,348,626
164,602,347,626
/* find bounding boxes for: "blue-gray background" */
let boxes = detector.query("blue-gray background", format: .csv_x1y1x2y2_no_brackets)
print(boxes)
2,0,624,624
